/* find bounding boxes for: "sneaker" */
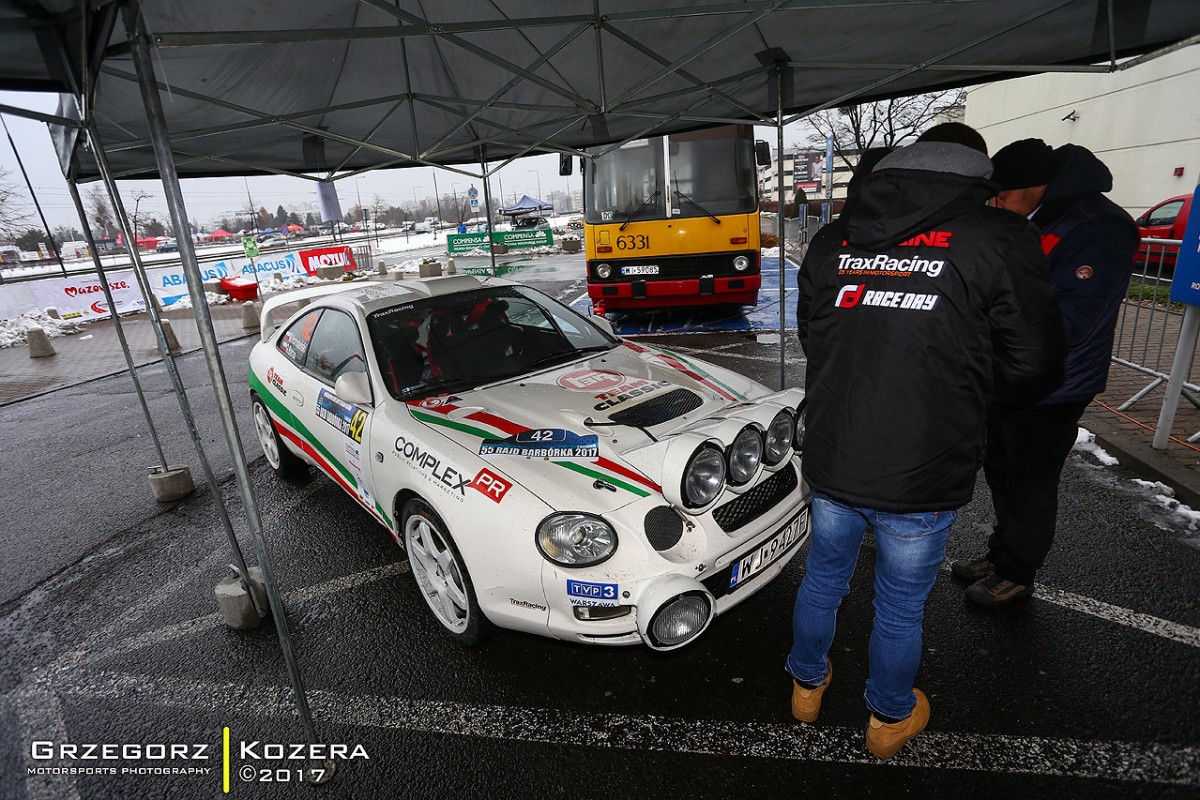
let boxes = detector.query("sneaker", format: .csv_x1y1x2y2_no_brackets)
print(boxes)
791,659,832,723
866,688,930,759
950,555,993,581
965,573,1034,607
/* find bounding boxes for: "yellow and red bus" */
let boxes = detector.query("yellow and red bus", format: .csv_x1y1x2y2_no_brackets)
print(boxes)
583,124,766,314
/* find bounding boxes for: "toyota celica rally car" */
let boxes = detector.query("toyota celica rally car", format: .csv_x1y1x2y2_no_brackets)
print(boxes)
249,275,810,650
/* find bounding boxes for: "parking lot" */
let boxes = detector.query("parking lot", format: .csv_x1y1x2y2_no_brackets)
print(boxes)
1,264,1199,800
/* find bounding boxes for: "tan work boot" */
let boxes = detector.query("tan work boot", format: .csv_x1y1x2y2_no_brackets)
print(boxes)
865,688,929,759
790,659,832,723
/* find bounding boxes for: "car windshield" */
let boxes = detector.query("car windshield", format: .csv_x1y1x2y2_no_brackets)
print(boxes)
366,285,619,400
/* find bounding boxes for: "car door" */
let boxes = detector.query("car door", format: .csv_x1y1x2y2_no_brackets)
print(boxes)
1139,198,1186,240
267,307,325,458
292,308,378,513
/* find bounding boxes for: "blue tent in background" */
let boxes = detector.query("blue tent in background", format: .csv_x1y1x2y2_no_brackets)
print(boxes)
498,195,552,216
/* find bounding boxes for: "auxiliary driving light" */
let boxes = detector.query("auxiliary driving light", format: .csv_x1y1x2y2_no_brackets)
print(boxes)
636,575,716,651
794,403,807,453
764,409,794,465
726,425,763,486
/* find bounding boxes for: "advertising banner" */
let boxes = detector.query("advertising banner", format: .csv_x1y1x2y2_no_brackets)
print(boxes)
26,271,145,320
147,253,306,305
298,245,358,275
446,230,553,254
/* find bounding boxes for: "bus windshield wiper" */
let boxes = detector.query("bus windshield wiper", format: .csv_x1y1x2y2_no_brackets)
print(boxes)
619,190,660,231
673,174,720,224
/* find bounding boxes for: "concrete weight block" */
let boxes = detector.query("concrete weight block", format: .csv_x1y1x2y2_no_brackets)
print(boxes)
149,464,194,502
44,307,61,319
377,260,388,275
241,301,260,330
27,326,56,358
316,265,342,281
446,257,457,275
214,566,269,630
159,319,183,355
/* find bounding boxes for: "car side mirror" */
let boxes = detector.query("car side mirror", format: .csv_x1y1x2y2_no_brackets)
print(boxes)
755,140,771,167
559,153,573,176
590,314,615,336
335,370,373,406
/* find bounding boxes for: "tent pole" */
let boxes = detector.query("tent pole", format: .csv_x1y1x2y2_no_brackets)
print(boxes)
122,0,319,748
481,145,497,277
65,179,168,470
85,126,263,618
776,68,787,391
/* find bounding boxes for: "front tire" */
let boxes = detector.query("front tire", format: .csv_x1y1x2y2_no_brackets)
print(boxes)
252,395,306,477
402,498,492,646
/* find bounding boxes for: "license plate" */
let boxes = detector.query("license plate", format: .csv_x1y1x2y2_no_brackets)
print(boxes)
729,511,806,589
621,265,659,275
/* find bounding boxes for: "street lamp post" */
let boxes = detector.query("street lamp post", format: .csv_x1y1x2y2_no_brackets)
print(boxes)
412,186,423,234
451,182,462,224
528,169,542,204
354,176,367,230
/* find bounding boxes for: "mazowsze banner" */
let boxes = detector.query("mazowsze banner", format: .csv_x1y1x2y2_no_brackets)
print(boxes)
26,271,145,320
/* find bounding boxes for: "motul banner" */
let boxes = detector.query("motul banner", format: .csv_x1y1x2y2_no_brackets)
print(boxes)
299,245,358,275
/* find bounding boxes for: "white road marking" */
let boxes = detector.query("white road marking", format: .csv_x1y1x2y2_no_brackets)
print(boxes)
58,670,1200,786
17,686,82,800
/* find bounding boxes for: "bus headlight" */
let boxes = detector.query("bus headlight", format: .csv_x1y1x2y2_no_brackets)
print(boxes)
595,263,612,279
733,255,750,271
726,425,763,486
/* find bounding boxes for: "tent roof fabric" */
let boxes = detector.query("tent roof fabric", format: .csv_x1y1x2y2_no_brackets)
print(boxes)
2,2,1199,182
499,195,554,216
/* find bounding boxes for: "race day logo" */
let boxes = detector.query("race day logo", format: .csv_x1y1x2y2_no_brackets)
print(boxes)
394,434,470,500
557,369,627,392
479,429,600,461
316,388,368,443
836,252,946,278
835,284,939,312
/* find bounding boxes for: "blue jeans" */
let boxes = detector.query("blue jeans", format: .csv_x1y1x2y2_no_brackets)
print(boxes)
787,491,954,720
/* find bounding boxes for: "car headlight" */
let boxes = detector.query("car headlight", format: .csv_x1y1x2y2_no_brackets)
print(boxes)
536,513,617,567
682,445,726,508
765,409,794,465
733,255,750,271
595,263,612,279
794,403,807,452
726,425,762,486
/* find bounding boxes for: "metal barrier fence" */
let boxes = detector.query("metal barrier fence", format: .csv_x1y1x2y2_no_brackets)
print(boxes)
1111,237,1199,411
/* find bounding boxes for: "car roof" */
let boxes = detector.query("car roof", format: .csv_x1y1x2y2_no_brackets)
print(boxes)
259,274,520,341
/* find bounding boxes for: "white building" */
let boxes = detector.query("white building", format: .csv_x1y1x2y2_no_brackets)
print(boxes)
759,147,854,206
965,45,1200,216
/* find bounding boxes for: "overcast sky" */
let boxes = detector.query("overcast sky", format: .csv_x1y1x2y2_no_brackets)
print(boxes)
0,90,814,234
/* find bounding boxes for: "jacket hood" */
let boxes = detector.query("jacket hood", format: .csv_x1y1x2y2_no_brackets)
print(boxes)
844,141,996,250
1042,143,1113,203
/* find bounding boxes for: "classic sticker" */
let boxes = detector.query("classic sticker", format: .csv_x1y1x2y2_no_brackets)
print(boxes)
593,379,671,411
266,366,287,396
316,388,368,443
566,579,619,607
479,429,599,460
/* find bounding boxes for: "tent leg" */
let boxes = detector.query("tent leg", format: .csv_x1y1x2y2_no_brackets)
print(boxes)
123,0,319,747
481,145,497,277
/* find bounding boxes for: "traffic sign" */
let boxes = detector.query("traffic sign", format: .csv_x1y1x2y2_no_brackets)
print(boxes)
467,185,479,200
1168,184,1200,306
242,237,260,259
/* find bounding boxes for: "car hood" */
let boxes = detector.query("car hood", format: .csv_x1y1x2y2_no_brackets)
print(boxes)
405,341,775,515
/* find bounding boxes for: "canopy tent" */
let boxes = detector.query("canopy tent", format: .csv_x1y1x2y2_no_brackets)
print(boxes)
0,2,1197,183
499,195,554,217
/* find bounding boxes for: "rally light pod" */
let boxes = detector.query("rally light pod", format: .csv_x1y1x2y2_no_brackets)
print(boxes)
636,574,716,651
662,431,727,515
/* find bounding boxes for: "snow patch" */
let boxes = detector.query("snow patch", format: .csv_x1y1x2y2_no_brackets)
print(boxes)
167,291,230,310
1073,427,1119,465
760,246,781,258
0,309,85,349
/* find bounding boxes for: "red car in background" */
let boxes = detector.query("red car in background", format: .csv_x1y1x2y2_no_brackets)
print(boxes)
1135,194,1192,269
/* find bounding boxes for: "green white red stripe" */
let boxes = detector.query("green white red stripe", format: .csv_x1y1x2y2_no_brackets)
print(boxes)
622,341,745,401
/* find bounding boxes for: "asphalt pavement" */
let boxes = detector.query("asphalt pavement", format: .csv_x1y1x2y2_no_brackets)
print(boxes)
0,254,1198,799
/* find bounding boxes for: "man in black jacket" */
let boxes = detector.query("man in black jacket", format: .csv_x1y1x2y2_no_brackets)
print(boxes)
952,140,1138,606
787,124,1065,759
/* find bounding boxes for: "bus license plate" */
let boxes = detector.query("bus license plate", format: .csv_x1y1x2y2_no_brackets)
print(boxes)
621,265,659,275
729,511,805,589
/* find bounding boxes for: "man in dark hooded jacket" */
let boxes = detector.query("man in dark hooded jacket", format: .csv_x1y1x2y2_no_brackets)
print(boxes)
787,124,1064,759
952,140,1138,606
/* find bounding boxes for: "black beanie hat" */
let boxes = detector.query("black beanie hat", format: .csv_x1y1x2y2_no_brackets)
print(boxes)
991,138,1057,190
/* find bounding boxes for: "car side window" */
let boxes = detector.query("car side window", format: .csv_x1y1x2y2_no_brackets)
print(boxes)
1146,200,1184,227
304,309,368,384
278,309,323,366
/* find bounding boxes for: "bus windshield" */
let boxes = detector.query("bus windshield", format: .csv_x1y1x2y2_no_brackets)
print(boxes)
585,130,757,224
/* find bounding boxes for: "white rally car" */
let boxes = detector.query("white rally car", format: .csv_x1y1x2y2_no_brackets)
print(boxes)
249,275,810,650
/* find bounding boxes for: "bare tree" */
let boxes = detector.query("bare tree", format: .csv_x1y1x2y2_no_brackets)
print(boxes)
0,167,33,241
804,89,966,171
129,188,153,240
86,185,117,239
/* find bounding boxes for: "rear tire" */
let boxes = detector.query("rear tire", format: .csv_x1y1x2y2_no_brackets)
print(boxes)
402,498,493,646
252,395,306,478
